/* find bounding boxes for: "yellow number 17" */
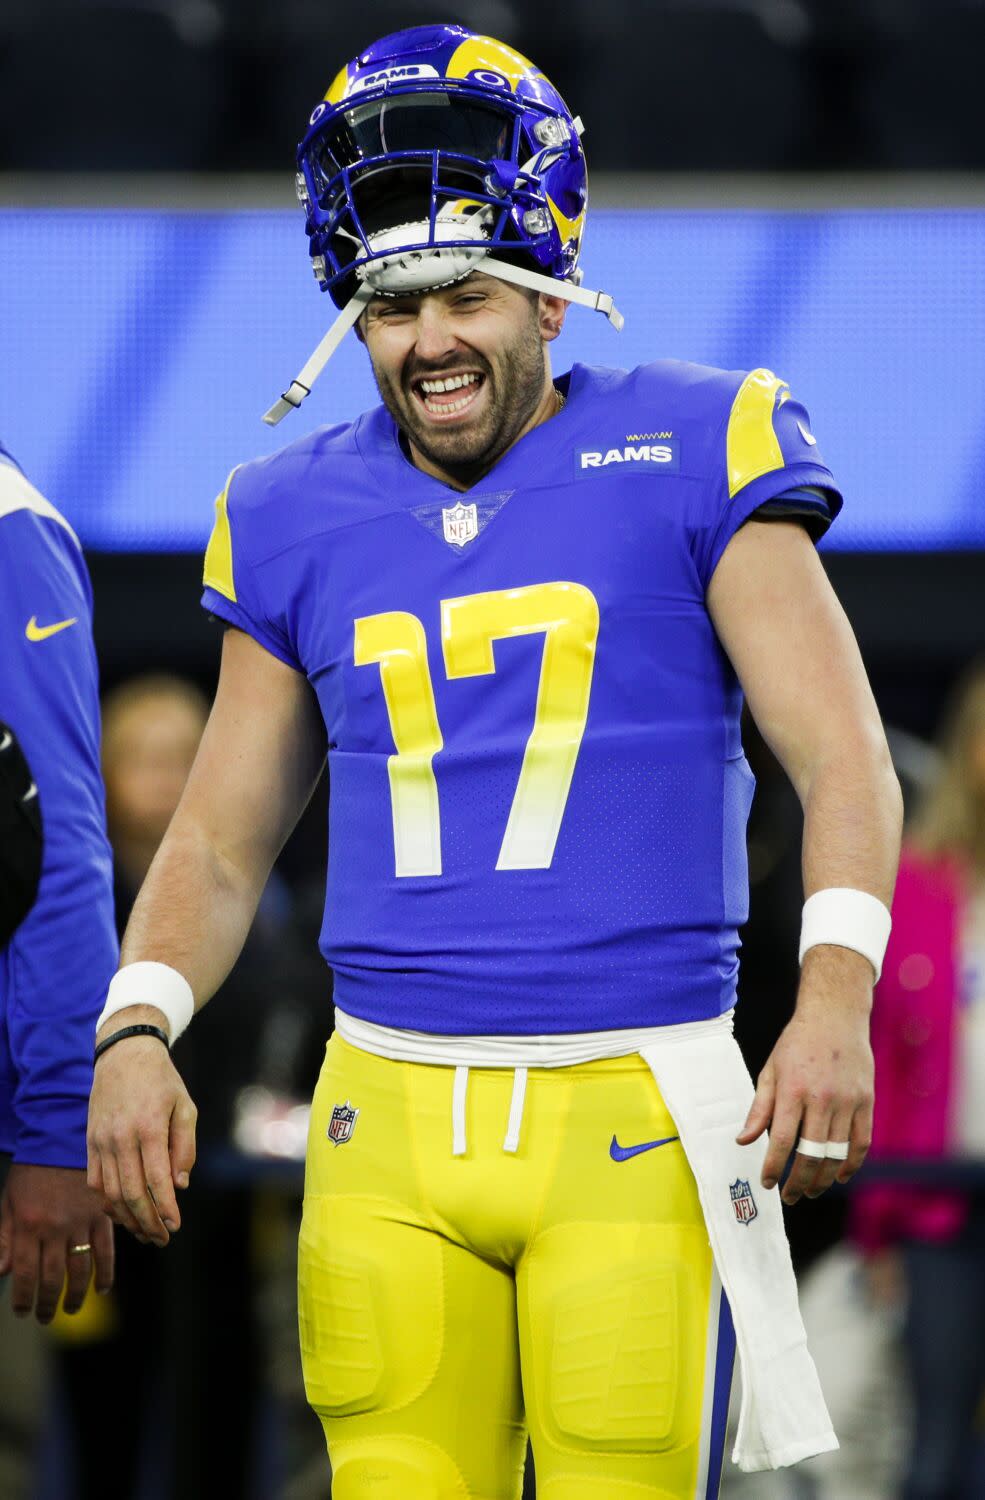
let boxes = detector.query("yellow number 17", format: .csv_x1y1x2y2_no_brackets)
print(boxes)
354,582,600,877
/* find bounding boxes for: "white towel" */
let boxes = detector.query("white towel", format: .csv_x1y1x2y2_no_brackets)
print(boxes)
638,1029,839,1472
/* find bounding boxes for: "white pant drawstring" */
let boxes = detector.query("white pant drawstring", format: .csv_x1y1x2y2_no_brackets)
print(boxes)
503,1066,528,1153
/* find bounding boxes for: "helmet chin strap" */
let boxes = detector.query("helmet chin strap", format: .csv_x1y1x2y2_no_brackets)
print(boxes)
262,256,622,427
481,257,624,332
263,284,374,426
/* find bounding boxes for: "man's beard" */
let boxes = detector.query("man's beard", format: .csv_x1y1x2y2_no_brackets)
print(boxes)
371,307,547,487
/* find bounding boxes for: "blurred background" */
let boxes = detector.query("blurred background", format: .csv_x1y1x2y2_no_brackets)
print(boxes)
2,1,985,1497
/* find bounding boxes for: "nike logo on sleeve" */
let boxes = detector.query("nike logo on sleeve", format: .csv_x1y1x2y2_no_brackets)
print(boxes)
25,615,78,641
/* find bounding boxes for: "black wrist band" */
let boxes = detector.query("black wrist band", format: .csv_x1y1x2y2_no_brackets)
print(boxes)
94,1023,170,1063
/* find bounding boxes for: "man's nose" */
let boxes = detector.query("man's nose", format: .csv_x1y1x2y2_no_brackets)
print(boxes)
413,303,458,363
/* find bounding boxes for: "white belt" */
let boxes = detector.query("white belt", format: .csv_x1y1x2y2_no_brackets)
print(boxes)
333,1005,735,1155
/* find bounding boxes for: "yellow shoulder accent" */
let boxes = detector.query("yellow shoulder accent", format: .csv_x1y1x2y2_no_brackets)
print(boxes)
726,368,790,499
202,467,238,602
445,35,538,91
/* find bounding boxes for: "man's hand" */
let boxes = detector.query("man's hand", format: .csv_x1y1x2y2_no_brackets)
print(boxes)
0,1164,114,1322
736,946,875,1205
87,1007,198,1248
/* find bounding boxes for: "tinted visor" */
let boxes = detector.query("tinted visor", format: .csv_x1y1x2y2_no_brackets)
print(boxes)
315,92,515,180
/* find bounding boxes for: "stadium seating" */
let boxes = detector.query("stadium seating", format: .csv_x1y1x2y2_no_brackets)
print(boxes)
0,1,232,170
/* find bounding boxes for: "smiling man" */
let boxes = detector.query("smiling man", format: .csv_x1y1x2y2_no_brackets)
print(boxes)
362,270,562,490
87,24,902,1500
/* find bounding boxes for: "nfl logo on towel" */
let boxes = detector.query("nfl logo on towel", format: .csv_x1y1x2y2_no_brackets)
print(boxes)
328,1100,359,1146
730,1178,758,1225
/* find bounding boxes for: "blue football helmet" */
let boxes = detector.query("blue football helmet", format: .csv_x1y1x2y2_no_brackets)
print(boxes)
264,24,622,424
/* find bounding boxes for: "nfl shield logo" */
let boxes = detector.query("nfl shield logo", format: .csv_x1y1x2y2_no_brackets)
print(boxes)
442,501,479,548
730,1178,758,1225
327,1100,359,1146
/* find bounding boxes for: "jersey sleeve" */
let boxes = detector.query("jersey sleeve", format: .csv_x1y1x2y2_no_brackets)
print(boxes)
0,499,118,1169
200,464,303,672
692,368,843,589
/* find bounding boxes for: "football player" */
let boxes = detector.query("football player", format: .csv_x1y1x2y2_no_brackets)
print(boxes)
87,26,902,1498
0,443,117,1326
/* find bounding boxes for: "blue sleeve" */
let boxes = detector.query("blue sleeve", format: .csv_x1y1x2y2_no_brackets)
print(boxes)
691,368,843,590
754,485,836,540
0,507,118,1169
200,464,303,671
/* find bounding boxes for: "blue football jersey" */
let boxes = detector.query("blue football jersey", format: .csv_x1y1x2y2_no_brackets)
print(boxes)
0,451,118,1166
201,362,841,1035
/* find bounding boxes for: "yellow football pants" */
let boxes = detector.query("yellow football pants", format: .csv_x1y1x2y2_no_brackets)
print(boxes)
299,1033,735,1500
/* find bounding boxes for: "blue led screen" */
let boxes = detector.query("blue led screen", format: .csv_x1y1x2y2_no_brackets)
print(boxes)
1,208,984,551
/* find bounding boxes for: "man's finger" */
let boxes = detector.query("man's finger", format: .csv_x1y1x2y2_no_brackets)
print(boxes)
141,1137,181,1233
86,1143,104,1197
61,1240,92,1316
169,1098,197,1191
10,1234,41,1318
90,1213,115,1295
37,1238,69,1324
116,1144,169,1246
736,1063,774,1145
783,1103,833,1204
96,1151,148,1240
0,1208,11,1278
760,1089,805,1189
806,1106,854,1198
838,1101,873,1184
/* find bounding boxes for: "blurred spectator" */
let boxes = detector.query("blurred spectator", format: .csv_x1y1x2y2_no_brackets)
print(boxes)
48,672,306,1500
851,660,985,1500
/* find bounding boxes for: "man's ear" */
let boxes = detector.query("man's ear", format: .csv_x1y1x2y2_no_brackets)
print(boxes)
538,293,568,343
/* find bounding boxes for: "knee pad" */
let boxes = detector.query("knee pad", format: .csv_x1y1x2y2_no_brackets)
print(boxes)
528,1222,712,1457
330,1436,470,1500
298,1197,443,1417
538,1479,679,1500
549,1257,686,1451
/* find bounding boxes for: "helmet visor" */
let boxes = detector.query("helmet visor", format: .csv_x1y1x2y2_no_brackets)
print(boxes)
313,92,516,181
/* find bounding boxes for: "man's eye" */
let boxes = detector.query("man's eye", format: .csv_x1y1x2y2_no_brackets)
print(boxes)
456,294,485,307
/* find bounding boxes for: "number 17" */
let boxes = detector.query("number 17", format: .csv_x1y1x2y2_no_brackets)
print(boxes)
354,581,600,877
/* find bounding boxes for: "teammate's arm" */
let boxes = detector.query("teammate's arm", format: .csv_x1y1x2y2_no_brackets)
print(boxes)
707,517,903,1205
87,627,325,1245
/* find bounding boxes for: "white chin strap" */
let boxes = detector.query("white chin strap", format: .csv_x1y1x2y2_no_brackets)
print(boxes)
262,253,623,427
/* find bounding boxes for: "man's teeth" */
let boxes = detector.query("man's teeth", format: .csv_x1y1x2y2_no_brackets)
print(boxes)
419,373,480,395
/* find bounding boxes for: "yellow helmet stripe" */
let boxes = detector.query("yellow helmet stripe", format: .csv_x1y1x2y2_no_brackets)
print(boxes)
545,193,583,245
325,65,349,104
445,35,539,91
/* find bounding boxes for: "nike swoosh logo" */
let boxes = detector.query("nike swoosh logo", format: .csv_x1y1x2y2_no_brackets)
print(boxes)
26,615,78,641
609,1134,679,1162
796,420,817,446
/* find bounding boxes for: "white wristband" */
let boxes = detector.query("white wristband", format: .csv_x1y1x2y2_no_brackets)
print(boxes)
799,888,892,984
95,961,195,1044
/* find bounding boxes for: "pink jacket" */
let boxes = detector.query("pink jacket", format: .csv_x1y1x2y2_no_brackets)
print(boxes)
849,845,969,1254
